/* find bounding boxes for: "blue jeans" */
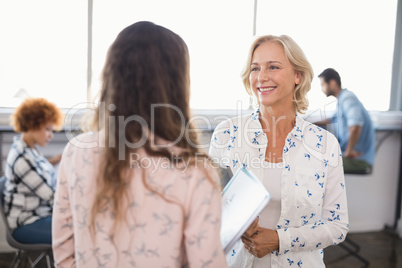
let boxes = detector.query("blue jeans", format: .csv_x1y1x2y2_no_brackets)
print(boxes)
342,157,372,174
12,216,52,244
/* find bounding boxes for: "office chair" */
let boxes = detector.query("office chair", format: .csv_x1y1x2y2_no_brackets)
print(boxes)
0,177,53,268
338,236,369,266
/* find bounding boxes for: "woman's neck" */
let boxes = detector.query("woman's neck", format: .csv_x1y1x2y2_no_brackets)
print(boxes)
259,104,296,136
22,133,35,148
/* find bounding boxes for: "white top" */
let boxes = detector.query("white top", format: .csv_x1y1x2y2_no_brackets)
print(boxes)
253,163,282,268
209,109,349,268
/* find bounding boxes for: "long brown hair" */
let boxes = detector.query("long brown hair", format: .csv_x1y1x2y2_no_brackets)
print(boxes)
89,21,214,237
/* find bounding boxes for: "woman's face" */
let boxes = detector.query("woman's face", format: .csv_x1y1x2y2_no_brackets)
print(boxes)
30,122,54,147
249,41,300,109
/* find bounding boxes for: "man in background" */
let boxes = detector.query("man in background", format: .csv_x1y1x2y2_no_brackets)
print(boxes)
315,68,375,174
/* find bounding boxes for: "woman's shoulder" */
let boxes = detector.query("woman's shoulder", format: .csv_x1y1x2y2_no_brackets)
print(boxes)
10,136,27,152
300,120,338,144
65,131,100,149
62,131,101,158
69,131,99,143
7,137,34,163
297,117,341,164
213,112,255,133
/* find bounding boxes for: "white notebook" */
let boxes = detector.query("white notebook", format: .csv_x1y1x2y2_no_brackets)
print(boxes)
220,167,271,253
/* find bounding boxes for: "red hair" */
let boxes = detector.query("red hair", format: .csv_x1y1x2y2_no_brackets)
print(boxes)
11,98,63,132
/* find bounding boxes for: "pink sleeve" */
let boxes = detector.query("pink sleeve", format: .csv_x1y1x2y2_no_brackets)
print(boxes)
52,143,76,268
183,167,228,268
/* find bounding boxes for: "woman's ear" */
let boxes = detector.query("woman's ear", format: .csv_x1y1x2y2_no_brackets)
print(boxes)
295,72,302,85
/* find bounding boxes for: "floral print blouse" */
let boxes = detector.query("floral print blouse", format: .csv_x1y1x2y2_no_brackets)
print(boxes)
52,132,228,268
209,110,349,268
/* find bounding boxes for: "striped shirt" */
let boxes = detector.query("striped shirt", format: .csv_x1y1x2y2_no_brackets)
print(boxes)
3,136,54,230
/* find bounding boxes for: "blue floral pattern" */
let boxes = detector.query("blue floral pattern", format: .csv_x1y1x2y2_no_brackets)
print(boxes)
53,133,228,267
209,110,349,267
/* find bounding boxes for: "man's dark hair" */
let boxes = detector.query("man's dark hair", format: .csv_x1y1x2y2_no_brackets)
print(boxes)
318,68,342,87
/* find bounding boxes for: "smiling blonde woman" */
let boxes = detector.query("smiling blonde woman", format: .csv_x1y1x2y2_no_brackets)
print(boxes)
210,35,349,267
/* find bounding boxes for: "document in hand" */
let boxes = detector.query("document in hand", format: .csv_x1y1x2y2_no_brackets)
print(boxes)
220,168,271,253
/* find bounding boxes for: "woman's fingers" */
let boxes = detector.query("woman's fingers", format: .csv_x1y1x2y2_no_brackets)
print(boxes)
241,236,252,247
244,217,259,238
242,236,259,257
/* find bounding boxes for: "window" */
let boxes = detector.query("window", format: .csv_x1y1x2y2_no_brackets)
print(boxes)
0,1,397,112
91,0,253,110
256,0,397,112
0,1,87,108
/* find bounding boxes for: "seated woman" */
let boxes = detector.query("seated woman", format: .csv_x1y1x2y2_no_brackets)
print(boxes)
3,97,63,244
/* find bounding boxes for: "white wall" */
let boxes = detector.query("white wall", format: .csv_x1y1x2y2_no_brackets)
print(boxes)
345,132,401,232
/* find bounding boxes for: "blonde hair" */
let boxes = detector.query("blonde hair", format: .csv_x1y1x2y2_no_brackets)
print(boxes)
241,35,313,114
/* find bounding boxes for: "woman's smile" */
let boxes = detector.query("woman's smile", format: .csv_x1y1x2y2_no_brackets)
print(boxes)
258,86,277,94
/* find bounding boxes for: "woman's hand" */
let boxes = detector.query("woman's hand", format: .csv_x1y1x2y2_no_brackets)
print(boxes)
243,217,259,238
47,153,62,166
241,225,279,258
